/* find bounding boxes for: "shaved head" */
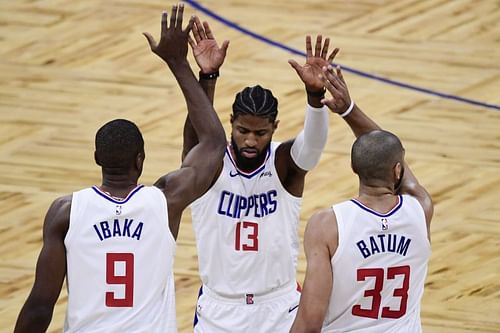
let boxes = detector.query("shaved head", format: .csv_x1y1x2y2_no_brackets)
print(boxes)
351,130,404,186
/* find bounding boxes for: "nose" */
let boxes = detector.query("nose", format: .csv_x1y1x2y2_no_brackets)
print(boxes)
244,133,257,147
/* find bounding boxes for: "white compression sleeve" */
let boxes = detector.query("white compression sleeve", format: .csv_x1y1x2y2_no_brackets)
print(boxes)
290,104,329,171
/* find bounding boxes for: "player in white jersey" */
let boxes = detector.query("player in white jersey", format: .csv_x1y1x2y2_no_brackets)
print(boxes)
184,18,343,333
14,5,226,332
290,65,433,333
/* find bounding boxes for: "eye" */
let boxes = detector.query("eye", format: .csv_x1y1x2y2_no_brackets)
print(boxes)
238,127,249,134
256,131,268,136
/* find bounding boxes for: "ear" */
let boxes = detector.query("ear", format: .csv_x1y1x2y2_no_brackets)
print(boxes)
94,151,101,166
273,119,280,131
136,151,145,171
394,162,403,182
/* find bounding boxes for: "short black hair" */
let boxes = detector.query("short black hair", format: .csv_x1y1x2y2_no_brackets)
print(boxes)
95,119,144,169
232,85,278,121
351,130,404,184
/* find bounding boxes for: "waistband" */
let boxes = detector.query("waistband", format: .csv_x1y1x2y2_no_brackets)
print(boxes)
200,281,300,304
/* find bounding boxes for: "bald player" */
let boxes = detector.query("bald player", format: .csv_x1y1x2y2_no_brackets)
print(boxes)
290,65,433,333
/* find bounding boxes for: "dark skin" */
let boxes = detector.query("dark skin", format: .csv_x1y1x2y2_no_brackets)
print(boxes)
184,24,341,197
14,4,226,332
290,66,433,333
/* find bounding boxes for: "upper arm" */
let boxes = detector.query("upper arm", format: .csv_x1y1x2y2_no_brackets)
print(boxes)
398,163,433,239
275,140,307,197
15,195,70,332
291,209,337,333
155,141,225,238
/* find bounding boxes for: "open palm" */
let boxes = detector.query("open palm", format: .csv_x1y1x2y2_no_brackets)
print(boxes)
289,35,339,92
189,16,229,74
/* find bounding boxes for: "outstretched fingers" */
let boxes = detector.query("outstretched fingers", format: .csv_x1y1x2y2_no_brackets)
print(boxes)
203,21,214,39
321,37,330,59
327,47,340,63
160,11,168,37
170,4,177,30
305,35,313,58
176,4,184,29
314,35,323,57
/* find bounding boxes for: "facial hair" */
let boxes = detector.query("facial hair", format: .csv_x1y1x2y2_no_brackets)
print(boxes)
231,136,270,172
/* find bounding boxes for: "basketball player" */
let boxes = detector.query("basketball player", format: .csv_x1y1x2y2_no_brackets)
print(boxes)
290,65,433,333
184,18,342,333
14,5,226,332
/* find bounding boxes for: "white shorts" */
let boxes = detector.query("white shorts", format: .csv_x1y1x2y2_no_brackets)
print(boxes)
193,282,301,333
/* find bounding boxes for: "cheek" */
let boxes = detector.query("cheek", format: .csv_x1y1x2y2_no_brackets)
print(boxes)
257,135,272,149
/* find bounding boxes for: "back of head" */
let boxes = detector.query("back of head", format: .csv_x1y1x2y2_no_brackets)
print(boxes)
95,119,144,172
232,85,278,121
351,130,404,186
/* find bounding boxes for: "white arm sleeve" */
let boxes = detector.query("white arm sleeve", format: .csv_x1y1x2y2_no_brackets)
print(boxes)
290,104,329,171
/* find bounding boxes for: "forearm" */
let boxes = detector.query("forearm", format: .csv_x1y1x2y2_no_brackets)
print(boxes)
168,61,225,144
14,303,53,333
291,104,329,170
182,116,198,161
181,76,219,160
342,103,381,138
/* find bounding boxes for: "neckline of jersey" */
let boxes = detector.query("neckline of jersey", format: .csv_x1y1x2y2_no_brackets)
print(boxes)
226,145,271,179
350,194,403,217
91,184,145,204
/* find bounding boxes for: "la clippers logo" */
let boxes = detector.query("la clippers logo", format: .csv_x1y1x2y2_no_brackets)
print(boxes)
246,294,254,305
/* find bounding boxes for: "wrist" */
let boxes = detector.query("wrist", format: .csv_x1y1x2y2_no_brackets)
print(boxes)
339,100,355,118
199,70,220,80
306,88,326,98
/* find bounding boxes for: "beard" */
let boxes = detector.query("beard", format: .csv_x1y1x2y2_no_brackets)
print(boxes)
231,136,270,172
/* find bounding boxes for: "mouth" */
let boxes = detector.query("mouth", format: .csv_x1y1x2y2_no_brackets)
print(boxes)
241,149,258,158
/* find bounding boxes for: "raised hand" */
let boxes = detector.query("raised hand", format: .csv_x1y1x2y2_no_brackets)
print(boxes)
143,4,194,66
188,16,229,74
320,65,352,114
289,35,339,93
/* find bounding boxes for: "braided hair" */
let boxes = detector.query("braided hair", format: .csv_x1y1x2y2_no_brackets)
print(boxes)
232,85,278,121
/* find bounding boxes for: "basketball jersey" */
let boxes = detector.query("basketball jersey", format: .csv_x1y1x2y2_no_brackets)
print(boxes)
322,194,430,333
190,142,302,296
64,185,177,333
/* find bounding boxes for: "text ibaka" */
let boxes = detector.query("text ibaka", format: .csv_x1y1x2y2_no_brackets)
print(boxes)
93,219,144,241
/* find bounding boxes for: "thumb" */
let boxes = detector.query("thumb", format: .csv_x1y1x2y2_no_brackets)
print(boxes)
220,40,230,55
142,32,157,51
288,59,302,74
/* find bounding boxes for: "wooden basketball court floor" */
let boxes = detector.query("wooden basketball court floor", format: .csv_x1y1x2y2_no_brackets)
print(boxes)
1,0,499,332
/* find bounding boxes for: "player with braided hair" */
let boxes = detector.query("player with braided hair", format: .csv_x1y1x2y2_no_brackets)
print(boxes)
182,16,345,333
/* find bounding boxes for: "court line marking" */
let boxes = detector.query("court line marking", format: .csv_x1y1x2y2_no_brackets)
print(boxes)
183,0,500,111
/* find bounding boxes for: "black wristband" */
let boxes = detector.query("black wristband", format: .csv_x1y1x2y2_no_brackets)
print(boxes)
306,88,326,97
199,71,220,80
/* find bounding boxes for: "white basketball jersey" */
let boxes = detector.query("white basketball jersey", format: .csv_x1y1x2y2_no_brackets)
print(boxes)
191,143,302,296
64,185,177,333
322,194,430,333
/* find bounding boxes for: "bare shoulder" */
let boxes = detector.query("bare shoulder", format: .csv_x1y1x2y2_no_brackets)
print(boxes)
44,194,72,235
305,208,338,256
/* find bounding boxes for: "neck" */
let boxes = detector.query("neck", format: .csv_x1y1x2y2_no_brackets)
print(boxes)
356,183,399,213
100,173,139,198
